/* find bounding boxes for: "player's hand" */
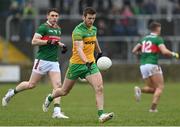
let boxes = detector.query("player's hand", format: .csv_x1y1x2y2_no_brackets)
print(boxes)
96,52,103,62
47,40,59,45
86,62,93,70
61,45,68,54
172,52,179,59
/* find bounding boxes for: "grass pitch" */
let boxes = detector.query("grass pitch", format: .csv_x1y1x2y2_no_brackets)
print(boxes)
0,82,180,126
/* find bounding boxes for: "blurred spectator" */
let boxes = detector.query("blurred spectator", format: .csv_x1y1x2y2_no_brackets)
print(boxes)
96,18,109,55
173,0,180,35
79,0,95,14
60,0,73,14
49,0,58,8
173,0,180,14
0,0,11,17
0,0,11,37
132,0,145,15
112,19,126,36
49,0,74,14
97,18,109,36
9,0,22,41
120,3,137,35
132,0,147,35
96,0,112,15
23,1,36,42
143,0,157,14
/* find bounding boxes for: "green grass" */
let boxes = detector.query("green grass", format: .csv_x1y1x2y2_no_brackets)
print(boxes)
0,82,180,126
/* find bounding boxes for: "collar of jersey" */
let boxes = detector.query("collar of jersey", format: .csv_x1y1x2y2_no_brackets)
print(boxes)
82,22,92,30
150,33,158,36
47,21,53,27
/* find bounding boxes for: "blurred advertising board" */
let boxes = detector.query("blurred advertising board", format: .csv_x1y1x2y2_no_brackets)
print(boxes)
0,65,20,82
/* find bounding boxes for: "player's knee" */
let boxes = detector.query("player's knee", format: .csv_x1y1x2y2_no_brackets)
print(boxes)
96,84,103,94
53,81,62,89
157,84,164,91
27,82,36,89
156,87,163,95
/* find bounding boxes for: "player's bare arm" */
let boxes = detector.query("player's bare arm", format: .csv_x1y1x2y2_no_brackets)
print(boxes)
95,39,103,61
95,39,102,53
57,41,65,47
74,40,88,63
32,33,49,45
159,44,179,58
132,43,141,55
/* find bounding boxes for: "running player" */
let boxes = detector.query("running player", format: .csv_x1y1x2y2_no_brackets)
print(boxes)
2,8,68,119
132,21,179,112
42,7,114,123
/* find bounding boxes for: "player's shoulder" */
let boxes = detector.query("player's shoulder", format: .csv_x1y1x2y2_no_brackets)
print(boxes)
75,22,84,30
38,23,47,29
151,35,164,42
73,23,84,33
156,35,163,40
92,25,97,31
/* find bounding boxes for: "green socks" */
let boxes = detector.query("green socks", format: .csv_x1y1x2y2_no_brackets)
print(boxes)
98,110,104,117
14,89,18,94
48,95,53,102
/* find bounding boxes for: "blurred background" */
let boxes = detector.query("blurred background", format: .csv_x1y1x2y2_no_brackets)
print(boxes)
1,0,180,83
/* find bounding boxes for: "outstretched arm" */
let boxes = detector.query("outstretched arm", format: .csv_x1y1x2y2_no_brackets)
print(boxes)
95,39,103,62
95,39,102,53
159,44,179,58
132,43,141,55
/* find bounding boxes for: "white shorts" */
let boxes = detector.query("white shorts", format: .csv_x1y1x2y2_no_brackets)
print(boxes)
140,64,162,79
32,59,60,75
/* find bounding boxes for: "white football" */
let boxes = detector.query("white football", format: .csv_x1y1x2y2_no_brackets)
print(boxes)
97,56,112,70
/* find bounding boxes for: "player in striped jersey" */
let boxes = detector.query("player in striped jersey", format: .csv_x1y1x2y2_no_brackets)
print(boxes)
42,7,114,123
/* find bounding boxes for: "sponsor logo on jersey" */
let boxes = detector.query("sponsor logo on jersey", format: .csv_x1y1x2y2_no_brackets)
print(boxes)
84,41,95,44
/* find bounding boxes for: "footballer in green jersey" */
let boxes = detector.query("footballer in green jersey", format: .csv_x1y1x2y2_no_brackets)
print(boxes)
2,8,68,119
132,21,179,112
42,7,114,123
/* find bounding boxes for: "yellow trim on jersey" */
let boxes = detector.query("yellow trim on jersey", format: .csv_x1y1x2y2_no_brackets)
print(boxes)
83,36,96,42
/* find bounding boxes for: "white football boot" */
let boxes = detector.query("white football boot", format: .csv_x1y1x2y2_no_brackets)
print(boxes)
134,86,141,102
99,112,114,123
42,94,52,112
52,111,69,119
149,109,158,113
2,89,15,106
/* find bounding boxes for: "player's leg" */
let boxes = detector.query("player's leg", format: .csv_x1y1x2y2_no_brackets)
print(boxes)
48,71,69,118
149,73,164,112
135,64,156,101
43,63,80,112
134,78,156,102
2,59,45,106
86,72,114,123
47,62,76,100
142,78,156,93
42,78,76,112
2,72,42,106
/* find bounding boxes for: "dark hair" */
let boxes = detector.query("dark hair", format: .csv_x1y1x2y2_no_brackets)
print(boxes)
47,8,59,14
83,7,96,16
149,21,161,31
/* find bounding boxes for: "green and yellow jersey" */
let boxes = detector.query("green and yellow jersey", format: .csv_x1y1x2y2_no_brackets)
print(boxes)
70,22,97,64
138,33,164,65
35,22,61,61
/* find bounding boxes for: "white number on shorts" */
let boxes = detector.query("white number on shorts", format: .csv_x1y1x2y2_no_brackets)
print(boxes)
141,40,152,53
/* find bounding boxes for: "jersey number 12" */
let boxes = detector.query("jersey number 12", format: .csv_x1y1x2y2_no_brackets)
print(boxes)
141,40,152,53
